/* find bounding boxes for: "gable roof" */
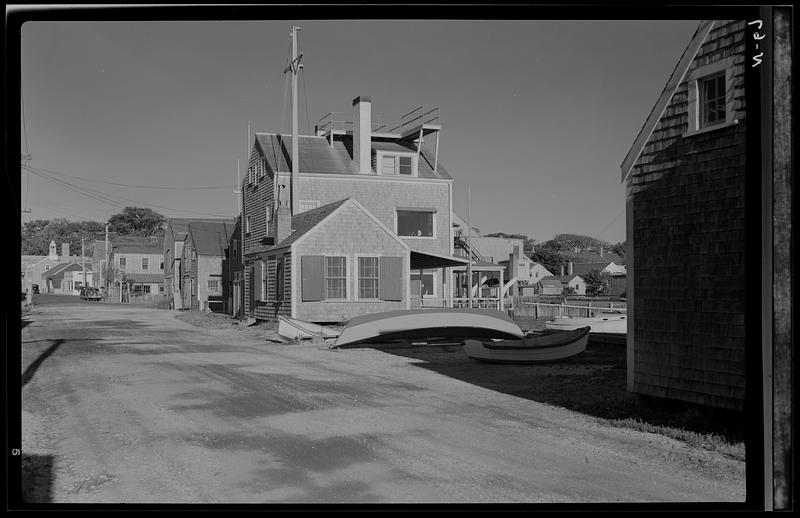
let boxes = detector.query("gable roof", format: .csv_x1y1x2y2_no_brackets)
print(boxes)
538,277,562,287
620,20,714,183
43,261,86,279
186,221,237,256
113,242,163,255
559,274,583,283
167,217,235,242
255,133,451,180
273,199,351,249
572,262,614,275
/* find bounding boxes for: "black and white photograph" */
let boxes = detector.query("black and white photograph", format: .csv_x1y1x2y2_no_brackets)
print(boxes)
8,3,794,510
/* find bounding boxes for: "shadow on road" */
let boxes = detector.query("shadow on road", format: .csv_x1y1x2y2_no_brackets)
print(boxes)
343,340,744,444
22,339,64,388
21,453,54,503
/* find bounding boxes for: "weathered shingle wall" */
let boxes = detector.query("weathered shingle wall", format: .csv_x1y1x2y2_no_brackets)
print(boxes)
629,20,747,410
242,145,276,315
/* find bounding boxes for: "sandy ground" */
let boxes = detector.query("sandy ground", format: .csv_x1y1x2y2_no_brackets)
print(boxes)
20,298,745,504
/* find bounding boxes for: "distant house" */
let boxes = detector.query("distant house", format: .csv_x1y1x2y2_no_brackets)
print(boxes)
163,217,235,310
559,274,585,295
110,238,164,299
620,20,747,410
500,247,554,296
42,261,89,294
226,217,243,317
179,220,237,312
90,239,109,290
22,241,70,293
572,261,627,277
537,277,563,296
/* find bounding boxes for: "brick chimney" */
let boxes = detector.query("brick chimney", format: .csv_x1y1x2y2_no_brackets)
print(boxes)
352,96,372,174
276,206,292,244
568,261,573,276
62,242,70,258
560,265,564,277
600,246,604,258
510,246,520,282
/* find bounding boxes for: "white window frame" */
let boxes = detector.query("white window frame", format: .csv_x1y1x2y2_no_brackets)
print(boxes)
298,200,320,213
412,269,437,298
395,208,437,239
354,254,381,301
324,255,349,301
208,279,220,292
245,215,251,234
119,256,126,269
376,151,418,177
142,257,149,270
684,57,738,137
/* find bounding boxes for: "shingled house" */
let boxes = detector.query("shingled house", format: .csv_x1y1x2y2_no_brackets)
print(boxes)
621,20,747,410
241,95,473,323
179,220,236,312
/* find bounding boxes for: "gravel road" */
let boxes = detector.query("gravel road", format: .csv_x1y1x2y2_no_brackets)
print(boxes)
20,298,745,504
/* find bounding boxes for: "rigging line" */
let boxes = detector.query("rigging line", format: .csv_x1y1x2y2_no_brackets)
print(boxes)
594,207,625,242
301,65,315,175
25,166,233,218
25,164,234,190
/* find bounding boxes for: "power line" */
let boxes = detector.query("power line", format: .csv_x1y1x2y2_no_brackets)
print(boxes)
27,164,234,190
24,165,234,218
595,207,625,242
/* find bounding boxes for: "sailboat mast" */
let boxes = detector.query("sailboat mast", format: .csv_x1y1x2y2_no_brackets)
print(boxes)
290,26,301,215
467,184,473,309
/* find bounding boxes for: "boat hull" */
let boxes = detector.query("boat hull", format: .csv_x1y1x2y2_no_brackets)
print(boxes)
545,315,627,334
332,308,524,348
464,327,590,364
278,316,340,341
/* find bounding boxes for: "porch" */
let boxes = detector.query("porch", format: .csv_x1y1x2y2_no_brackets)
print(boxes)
408,251,512,311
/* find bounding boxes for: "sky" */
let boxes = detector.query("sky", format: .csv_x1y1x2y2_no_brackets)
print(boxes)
18,13,700,245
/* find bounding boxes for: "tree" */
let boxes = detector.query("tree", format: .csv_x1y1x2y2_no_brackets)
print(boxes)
610,241,627,264
21,218,105,256
108,207,166,237
527,248,568,276
583,270,612,296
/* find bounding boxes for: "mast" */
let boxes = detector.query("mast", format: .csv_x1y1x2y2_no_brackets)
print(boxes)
284,26,303,215
467,185,473,308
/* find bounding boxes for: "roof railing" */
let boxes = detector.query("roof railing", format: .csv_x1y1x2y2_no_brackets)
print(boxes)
318,106,440,135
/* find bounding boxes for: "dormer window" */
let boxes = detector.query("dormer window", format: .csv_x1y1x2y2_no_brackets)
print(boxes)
377,151,417,177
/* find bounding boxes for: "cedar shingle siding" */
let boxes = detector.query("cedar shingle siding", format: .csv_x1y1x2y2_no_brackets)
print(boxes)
627,20,746,410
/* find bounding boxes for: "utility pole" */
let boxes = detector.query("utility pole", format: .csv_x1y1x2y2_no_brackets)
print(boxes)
20,154,32,216
104,224,109,297
81,237,86,290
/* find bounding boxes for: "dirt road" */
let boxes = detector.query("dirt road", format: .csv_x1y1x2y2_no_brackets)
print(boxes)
20,298,745,503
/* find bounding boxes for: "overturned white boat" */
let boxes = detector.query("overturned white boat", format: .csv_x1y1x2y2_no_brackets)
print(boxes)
278,316,341,341
546,314,627,334
464,326,591,364
331,308,524,348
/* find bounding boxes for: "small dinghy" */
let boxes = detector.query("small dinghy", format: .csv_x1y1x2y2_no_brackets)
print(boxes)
278,316,341,341
546,314,627,334
331,308,524,348
463,326,591,364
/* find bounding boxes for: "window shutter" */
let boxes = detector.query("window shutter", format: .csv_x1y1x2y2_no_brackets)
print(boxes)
254,260,263,301
379,256,403,301
301,255,325,301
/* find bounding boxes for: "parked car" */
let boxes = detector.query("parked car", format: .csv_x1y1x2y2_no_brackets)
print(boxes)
32,284,39,294
82,287,102,301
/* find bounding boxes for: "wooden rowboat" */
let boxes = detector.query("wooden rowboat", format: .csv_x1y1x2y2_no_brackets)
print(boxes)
278,316,341,341
463,326,591,364
546,315,627,334
332,308,524,348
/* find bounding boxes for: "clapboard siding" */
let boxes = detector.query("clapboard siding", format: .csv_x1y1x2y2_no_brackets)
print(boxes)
628,20,746,410
243,143,276,316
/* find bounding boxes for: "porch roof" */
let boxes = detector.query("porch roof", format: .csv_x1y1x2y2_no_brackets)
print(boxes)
410,250,469,270
451,259,506,272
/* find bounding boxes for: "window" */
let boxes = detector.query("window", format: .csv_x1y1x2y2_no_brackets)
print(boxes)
142,285,151,294
276,257,285,301
299,200,320,213
233,240,238,259
358,257,379,299
399,156,413,175
412,270,436,297
266,203,272,226
685,57,735,136
142,258,149,270
379,153,416,176
246,216,251,234
159,285,165,294
381,156,396,175
208,279,220,292
45,264,50,271
325,256,347,299
160,261,164,270
119,257,126,269
397,210,434,237
700,73,726,128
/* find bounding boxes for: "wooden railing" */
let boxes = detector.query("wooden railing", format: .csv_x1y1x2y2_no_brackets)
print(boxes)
518,301,627,318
